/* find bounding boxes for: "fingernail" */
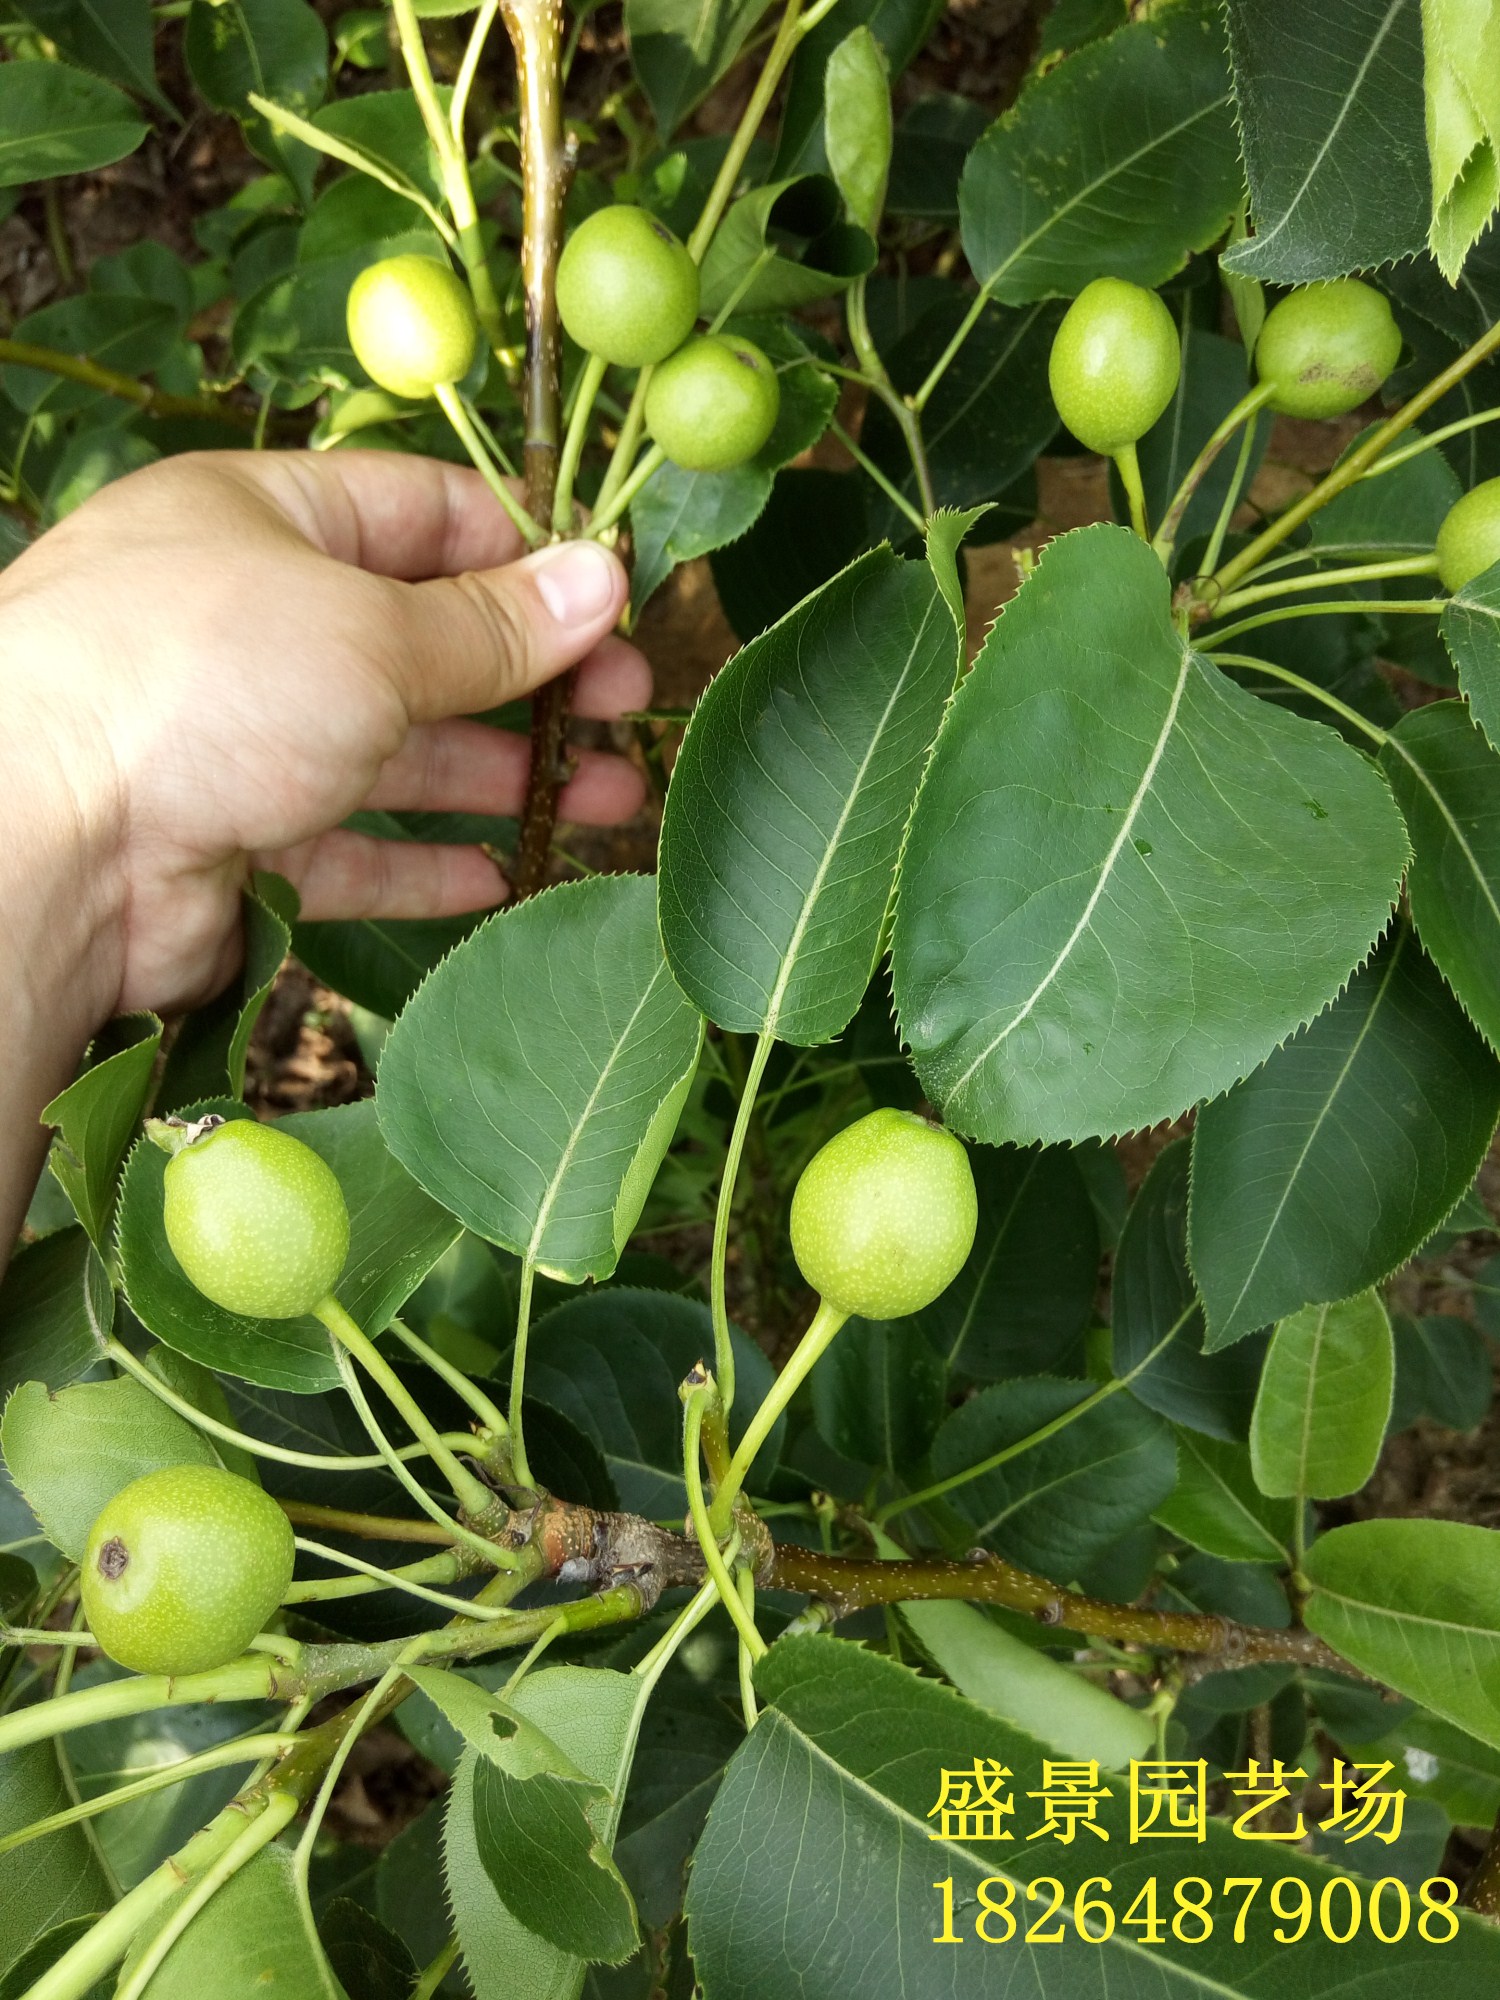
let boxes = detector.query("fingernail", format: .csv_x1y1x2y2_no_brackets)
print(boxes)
531,541,620,625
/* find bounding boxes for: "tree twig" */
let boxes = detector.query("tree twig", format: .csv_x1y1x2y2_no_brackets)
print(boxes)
0,339,271,432
498,0,573,899
768,1544,1358,1674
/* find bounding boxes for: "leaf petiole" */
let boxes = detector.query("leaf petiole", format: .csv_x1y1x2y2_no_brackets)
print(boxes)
435,384,547,546
314,1295,494,1518
1209,553,1441,618
1205,652,1390,748
583,444,667,538
0,1732,297,1862
708,1028,775,1414
1206,598,1446,649
712,1294,848,1527
682,1377,766,1676
1152,382,1276,564
287,1538,502,1619
105,1337,468,1474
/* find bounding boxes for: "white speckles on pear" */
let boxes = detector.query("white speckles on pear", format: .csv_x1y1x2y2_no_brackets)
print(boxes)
81,1464,295,1676
162,1121,350,1320
789,1108,977,1319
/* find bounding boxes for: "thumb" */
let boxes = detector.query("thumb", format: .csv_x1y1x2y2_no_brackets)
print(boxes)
390,538,628,721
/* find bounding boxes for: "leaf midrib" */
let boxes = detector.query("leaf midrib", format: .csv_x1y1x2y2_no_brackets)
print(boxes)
1235,0,1409,257
949,640,1193,1098
1311,1581,1500,1646
760,590,946,1040
773,1716,1268,1998
972,80,1230,294
1386,731,1500,934
525,962,672,1266
1217,934,1404,1331
1178,1434,1286,1562
1293,1301,1334,1505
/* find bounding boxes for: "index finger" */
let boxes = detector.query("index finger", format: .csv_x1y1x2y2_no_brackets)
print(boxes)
215,448,530,579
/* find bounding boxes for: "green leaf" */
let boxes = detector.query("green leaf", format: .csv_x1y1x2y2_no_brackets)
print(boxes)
1040,0,1127,56
810,1315,945,1470
120,1097,460,1393
861,295,1061,529
629,460,772,615
44,427,160,525
0,1743,110,1977
699,175,875,316
1392,1310,1493,1431
443,1666,647,1999
67,1666,270,1888
470,1755,637,1963
0,59,147,187
659,548,951,1045
923,504,990,659
1153,1429,1295,1564
145,1349,259,1484
1221,0,1429,280
824,27,891,233
612,1639,742,1928
293,908,482,1020
1250,1290,1394,1501
14,0,166,109
313,87,448,201
1441,560,1500,754
1345,1707,1500,1826
898,1598,1154,1768
1380,701,1500,1047
958,0,1240,303
1,295,176,414
774,0,942,179
927,1377,1177,1576
709,466,869,643
320,1900,415,2000
377,876,703,1285
1111,1141,1269,1440
296,170,421,267
0,1919,106,2000
367,1805,451,1976
409,1666,637,1961
688,1635,1500,1992
910,1143,1098,1382
1190,927,1500,1345
1421,0,1500,280
91,240,199,326
0,1376,217,1560
625,0,772,137
524,1291,781,1516
154,875,295,1112
0,1228,109,1404
41,1015,162,1251
887,91,985,220
185,0,329,201
893,523,1408,1143
131,1845,336,1996
1306,1519,1500,1750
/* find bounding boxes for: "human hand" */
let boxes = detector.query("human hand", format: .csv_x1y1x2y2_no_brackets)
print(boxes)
0,447,648,1020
